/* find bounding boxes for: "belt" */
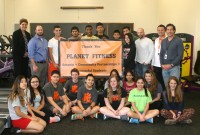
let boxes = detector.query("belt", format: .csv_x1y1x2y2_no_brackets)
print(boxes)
35,61,46,63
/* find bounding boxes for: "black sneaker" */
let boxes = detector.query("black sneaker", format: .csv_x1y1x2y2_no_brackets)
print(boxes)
120,115,129,121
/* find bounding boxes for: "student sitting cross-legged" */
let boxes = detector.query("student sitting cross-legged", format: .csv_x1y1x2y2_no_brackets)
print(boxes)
128,77,159,124
100,75,130,121
64,68,84,109
8,75,46,134
71,74,100,120
29,75,60,124
161,76,195,125
43,70,70,118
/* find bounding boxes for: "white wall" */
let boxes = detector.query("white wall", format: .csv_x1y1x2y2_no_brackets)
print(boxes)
158,0,200,70
4,0,159,34
0,0,5,35
2,0,200,68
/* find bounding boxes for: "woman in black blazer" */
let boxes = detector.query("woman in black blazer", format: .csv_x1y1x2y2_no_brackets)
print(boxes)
12,18,31,78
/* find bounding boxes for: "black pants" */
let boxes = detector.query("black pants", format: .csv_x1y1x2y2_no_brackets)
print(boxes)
32,108,52,123
13,57,29,78
149,100,163,110
153,66,165,90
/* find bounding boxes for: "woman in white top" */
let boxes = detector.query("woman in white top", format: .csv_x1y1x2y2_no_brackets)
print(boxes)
8,75,46,133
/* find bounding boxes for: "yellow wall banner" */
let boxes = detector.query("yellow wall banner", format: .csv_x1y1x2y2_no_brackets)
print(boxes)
59,41,122,77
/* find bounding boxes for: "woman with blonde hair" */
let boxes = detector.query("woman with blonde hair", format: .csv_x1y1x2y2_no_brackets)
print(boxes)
161,76,195,125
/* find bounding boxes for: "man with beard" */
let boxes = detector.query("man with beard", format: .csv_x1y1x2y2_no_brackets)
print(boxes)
28,25,48,86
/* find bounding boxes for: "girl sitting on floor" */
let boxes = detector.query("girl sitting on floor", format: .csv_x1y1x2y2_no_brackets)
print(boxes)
144,70,163,110
8,75,46,134
100,75,130,121
29,75,60,124
161,76,195,125
128,77,159,124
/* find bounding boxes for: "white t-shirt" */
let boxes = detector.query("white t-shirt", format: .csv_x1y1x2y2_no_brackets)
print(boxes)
135,37,154,64
152,37,161,67
48,37,59,64
8,89,30,120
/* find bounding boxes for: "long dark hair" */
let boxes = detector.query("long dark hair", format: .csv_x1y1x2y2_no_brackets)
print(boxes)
124,33,134,44
135,77,148,97
29,75,44,107
110,69,121,80
144,69,158,94
8,75,27,107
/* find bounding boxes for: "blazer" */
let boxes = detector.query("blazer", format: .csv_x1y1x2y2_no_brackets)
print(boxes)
12,29,31,59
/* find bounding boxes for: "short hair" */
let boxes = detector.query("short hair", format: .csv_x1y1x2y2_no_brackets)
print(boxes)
53,25,61,30
122,26,130,31
157,24,166,30
71,68,79,75
96,22,104,28
51,70,60,76
71,26,79,32
85,25,93,29
86,73,95,80
113,30,120,34
19,18,28,24
166,23,176,31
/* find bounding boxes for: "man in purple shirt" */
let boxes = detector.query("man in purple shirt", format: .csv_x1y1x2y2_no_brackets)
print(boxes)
28,25,48,86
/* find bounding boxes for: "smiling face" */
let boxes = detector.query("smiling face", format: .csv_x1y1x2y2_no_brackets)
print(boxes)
126,72,133,82
169,79,177,91
145,73,152,84
137,28,145,39
125,35,130,44
20,22,28,31
109,77,118,89
53,28,61,37
35,25,43,36
20,78,27,90
71,72,79,82
30,77,39,89
166,26,175,38
86,76,94,88
85,27,93,37
157,26,166,37
136,79,145,90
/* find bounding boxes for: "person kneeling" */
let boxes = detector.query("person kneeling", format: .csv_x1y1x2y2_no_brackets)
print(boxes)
71,74,100,120
100,75,130,121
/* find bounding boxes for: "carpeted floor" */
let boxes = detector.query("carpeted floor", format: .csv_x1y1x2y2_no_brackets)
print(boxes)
1,90,200,135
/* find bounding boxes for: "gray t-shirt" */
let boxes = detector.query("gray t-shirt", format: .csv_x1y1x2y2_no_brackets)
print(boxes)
43,82,65,107
64,79,84,101
77,85,97,106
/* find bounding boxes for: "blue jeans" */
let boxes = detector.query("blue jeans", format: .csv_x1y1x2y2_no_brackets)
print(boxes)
135,62,150,77
162,65,180,87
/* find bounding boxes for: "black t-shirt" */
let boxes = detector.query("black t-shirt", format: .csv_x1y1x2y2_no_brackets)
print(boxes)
103,87,127,110
64,79,84,101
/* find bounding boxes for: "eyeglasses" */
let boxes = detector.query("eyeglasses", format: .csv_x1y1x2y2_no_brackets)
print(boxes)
31,81,39,84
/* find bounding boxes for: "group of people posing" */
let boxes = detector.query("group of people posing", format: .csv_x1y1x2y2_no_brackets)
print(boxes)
8,68,195,134
9,18,195,134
